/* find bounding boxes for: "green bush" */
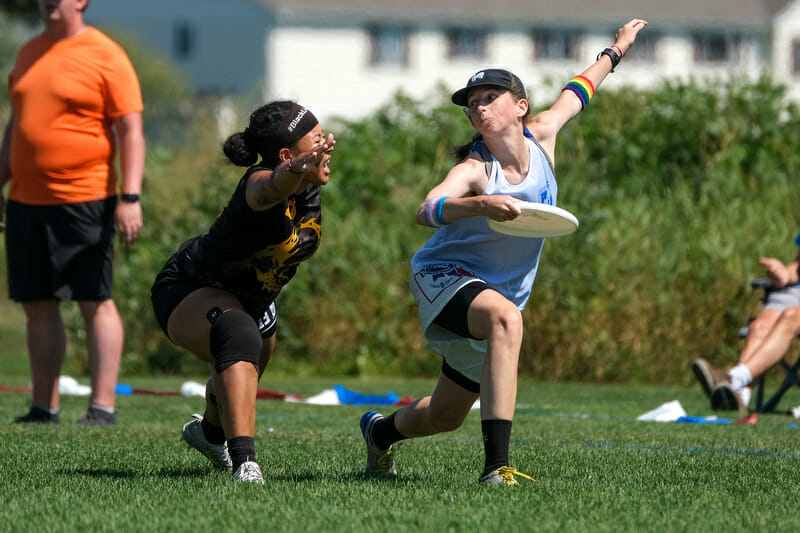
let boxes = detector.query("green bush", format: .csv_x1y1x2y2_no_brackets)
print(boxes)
3,74,800,384
529,75,800,383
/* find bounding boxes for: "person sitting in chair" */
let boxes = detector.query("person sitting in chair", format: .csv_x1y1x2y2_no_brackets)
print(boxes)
693,236,800,411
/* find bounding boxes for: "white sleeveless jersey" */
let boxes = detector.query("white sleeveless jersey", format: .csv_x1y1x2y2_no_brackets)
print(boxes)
410,137,556,310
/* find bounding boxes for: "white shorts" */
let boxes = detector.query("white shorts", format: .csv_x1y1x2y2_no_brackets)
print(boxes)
764,285,800,311
410,264,488,384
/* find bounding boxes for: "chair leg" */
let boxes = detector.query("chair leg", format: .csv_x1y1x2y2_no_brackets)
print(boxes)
755,359,800,414
755,376,766,412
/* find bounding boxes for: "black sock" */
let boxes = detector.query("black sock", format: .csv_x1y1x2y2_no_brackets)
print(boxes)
481,419,512,476
372,412,407,450
201,414,226,445
227,436,257,472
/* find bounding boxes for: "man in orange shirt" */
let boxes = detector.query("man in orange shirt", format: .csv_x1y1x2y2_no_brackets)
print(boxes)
0,0,145,425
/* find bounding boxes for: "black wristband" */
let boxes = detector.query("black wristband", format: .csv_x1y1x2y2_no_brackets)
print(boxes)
120,193,140,203
597,47,621,72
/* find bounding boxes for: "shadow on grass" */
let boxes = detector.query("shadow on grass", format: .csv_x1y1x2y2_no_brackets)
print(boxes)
59,466,423,483
266,470,421,483
59,467,213,480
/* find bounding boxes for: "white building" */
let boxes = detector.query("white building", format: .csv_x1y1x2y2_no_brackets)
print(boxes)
85,0,800,120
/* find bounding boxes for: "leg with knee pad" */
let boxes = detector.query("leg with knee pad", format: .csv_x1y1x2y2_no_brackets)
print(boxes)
209,309,263,374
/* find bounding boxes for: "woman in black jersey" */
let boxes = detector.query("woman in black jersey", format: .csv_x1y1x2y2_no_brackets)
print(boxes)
151,101,334,483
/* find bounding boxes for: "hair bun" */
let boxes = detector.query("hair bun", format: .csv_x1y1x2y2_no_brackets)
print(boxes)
223,131,258,167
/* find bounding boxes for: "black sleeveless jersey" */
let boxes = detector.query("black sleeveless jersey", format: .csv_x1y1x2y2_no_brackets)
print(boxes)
175,165,321,317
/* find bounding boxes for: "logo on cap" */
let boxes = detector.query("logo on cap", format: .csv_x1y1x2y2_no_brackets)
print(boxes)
470,72,486,83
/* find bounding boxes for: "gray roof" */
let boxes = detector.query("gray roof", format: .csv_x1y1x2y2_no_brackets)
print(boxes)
258,0,794,27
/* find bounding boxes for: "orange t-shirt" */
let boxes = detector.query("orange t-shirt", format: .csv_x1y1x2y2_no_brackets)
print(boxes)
8,27,143,205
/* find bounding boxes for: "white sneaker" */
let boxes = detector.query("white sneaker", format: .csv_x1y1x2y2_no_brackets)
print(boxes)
182,414,232,470
232,461,264,484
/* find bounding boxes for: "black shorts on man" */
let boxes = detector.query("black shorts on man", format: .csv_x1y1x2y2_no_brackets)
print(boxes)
5,198,116,302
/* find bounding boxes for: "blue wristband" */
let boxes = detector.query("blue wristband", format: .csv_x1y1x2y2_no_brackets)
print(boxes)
436,196,450,226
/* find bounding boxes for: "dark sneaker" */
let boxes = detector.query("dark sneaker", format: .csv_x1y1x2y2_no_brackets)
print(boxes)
478,466,534,486
14,406,59,424
76,406,117,426
692,358,731,398
711,384,747,412
360,411,399,477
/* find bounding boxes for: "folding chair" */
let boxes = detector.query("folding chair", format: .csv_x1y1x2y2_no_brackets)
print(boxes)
738,279,800,413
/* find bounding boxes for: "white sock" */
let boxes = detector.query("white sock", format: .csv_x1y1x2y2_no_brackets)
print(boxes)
739,387,752,407
90,403,115,414
729,365,753,390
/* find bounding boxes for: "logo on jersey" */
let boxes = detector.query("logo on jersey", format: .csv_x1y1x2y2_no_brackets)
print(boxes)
413,264,478,303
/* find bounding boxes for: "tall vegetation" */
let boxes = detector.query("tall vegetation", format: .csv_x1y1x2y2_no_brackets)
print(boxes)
2,68,799,384
120,77,800,384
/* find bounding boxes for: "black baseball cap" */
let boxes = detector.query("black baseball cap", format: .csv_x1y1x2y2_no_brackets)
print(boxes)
451,68,526,106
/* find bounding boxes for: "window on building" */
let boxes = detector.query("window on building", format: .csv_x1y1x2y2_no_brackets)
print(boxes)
369,25,409,66
532,29,579,60
173,21,196,61
792,38,800,76
625,33,659,63
446,28,487,59
693,33,741,64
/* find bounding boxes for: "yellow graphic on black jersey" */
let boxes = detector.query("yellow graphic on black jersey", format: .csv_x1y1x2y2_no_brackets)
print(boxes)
297,216,321,238
253,215,321,292
217,199,231,219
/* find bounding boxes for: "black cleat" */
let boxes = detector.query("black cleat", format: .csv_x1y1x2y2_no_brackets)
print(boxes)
14,405,60,424
76,406,117,426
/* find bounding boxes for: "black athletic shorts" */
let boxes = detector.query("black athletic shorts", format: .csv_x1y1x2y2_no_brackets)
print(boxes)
433,280,489,339
151,252,278,341
433,281,489,393
5,198,116,302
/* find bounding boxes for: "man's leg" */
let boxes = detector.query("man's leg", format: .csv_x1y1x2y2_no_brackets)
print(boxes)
740,307,800,379
694,307,782,400
79,299,123,410
713,307,800,410
22,300,66,410
739,308,782,366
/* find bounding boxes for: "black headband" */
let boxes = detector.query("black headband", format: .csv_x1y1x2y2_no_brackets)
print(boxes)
275,104,318,148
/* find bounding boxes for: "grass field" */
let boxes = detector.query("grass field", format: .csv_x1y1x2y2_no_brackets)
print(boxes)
2,372,800,532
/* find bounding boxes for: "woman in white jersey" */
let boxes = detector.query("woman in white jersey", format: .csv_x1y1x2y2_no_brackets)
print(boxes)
360,19,648,485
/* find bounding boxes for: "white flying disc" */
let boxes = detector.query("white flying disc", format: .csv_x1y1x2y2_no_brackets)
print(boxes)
487,202,579,238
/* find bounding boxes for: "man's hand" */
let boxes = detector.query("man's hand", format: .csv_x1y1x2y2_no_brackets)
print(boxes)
115,201,142,246
760,257,792,288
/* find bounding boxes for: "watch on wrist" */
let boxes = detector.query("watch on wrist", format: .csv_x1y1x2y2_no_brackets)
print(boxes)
120,193,140,203
597,47,621,72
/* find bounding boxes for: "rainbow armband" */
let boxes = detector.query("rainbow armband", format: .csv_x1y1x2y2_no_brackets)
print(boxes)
562,75,595,110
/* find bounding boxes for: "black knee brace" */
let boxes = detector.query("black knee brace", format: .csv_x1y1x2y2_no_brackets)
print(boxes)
208,309,262,374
